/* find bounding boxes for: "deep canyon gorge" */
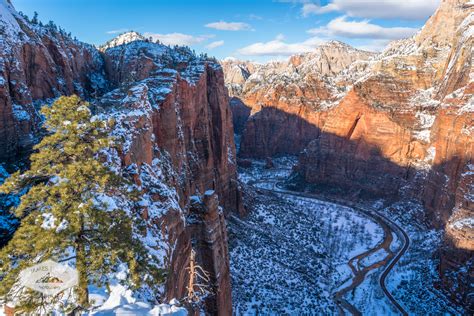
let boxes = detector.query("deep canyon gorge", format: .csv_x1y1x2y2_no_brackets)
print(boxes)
0,0,473,315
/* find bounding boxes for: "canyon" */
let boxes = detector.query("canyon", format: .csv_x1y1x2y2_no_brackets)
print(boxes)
0,0,472,314
225,0,473,312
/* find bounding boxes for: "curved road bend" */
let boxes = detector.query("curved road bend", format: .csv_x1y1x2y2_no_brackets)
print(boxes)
249,179,410,315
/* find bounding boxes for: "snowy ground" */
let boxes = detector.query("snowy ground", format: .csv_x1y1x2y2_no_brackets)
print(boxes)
231,156,465,315
230,157,385,314
378,202,465,315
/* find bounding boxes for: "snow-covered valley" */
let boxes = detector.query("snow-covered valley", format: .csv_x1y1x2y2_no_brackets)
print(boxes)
229,157,466,315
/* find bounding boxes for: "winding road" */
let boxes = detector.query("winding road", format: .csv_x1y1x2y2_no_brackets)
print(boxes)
249,178,410,315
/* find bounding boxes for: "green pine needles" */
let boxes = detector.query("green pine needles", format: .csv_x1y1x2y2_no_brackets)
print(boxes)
0,95,164,313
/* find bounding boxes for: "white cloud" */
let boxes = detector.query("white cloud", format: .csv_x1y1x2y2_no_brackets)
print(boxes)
205,21,252,31
237,35,324,56
206,40,225,49
302,3,338,17
308,16,418,40
302,0,439,20
143,32,213,46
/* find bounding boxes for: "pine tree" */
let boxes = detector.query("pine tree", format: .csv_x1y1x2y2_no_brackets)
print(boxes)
31,11,38,24
0,96,164,313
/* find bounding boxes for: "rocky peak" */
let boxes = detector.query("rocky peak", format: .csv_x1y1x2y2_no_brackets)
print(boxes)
223,40,374,114
289,40,375,77
223,41,374,99
220,59,261,96
221,59,260,80
415,0,473,49
99,31,146,51
379,0,472,63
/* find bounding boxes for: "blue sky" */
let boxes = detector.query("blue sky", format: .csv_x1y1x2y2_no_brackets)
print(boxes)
13,0,440,62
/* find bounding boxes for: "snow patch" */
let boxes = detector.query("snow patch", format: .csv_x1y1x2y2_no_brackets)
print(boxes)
0,0,24,41
91,284,187,315
12,104,31,121
458,95,474,113
40,213,57,230
100,31,146,51
449,217,474,230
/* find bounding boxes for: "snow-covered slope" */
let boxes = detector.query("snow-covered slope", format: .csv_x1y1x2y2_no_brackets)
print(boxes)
0,0,23,41
99,31,146,51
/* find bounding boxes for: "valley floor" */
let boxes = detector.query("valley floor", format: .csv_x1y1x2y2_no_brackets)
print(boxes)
229,157,465,315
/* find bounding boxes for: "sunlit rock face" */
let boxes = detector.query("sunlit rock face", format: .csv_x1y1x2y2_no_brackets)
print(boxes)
222,41,375,157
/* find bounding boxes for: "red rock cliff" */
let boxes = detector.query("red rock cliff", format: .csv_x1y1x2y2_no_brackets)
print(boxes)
0,0,107,161
97,39,241,314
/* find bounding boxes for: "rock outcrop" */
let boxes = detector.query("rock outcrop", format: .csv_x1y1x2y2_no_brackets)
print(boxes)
221,59,259,97
187,191,231,315
96,40,242,312
0,2,241,313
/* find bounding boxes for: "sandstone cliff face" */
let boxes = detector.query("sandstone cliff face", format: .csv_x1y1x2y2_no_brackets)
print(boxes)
0,0,107,161
297,6,473,303
226,0,472,229
0,2,240,313
96,45,240,311
229,97,251,135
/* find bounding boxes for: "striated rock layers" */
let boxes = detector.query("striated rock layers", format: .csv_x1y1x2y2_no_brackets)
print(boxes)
296,0,473,237
0,1,241,314
224,0,473,308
